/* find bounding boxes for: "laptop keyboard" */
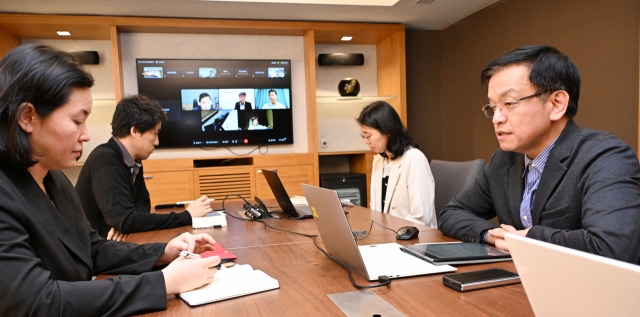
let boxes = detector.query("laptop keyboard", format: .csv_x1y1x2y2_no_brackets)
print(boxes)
294,205,313,216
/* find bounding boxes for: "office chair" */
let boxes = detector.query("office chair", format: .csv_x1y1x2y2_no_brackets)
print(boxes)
430,159,485,225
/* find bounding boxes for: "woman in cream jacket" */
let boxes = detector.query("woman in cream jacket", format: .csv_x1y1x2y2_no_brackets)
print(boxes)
358,101,437,228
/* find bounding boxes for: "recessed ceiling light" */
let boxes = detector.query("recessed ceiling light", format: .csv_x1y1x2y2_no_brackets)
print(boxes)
341,36,353,41
57,31,71,36
195,0,398,6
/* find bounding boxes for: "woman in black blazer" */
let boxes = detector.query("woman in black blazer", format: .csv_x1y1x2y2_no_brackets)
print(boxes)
0,44,221,316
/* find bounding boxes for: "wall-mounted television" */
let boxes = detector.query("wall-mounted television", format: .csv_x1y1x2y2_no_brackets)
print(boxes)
136,58,293,148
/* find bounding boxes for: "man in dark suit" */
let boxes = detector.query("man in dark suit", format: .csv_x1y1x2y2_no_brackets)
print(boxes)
234,91,253,110
438,45,640,264
76,95,213,239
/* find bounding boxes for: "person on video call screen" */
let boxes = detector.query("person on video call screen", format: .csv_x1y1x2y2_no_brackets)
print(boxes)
262,90,286,109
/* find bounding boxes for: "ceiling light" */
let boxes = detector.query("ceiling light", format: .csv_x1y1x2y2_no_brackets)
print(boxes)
57,31,71,36
196,0,399,6
341,36,353,41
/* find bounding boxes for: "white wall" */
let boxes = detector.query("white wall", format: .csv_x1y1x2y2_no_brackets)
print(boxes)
120,33,308,159
314,44,380,154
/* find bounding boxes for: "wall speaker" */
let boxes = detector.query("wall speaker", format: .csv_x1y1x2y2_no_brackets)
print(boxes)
69,51,99,65
318,53,364,66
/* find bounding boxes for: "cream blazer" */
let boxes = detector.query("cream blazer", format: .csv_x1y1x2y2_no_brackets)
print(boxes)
369,148,437,228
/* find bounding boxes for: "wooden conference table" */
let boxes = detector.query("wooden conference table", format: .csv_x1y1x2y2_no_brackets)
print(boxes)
127,200,534,316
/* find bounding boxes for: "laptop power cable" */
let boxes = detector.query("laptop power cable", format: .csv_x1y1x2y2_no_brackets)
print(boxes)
220,194,392,289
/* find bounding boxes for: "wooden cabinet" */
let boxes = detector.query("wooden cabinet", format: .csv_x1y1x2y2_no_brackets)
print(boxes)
140,154,314,204
143,171,194,206
255,165,315,199
195,167,255,201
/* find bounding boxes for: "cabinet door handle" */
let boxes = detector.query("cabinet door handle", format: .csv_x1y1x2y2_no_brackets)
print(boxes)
144,175,153,179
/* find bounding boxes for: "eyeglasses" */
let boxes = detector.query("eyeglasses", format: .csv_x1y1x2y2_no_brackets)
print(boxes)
481,92,544,118
360,133,371,141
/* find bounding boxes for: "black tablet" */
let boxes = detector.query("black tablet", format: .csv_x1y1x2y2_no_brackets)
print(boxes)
400,242,512,265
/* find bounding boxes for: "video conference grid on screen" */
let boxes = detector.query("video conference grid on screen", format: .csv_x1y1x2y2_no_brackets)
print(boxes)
136,59,294,148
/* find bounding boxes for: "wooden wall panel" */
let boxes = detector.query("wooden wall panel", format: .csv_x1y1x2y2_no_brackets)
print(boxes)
377,31,407,125
0,26,20,57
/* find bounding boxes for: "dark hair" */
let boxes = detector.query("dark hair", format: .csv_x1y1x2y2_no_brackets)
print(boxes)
356,101,417,160
480,45,581,118
268,89,277,95
239,92,246,96
111,95,167,138
199,93,210,102
0,44,94,168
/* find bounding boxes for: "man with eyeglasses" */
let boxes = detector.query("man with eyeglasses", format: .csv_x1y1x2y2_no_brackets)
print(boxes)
438,45,640,264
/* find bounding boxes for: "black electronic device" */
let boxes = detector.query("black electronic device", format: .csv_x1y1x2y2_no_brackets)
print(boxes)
260,169,313,219
400,242,512,265
155,203,185,209
136,58,294,148
69,51,99,65
254,196,269,213
442,268,520,292
243,197,271,219
317,53,365,66
319,173,367,207
396,226,419,240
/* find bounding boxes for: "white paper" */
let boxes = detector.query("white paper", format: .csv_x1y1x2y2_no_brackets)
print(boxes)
290,195,308,206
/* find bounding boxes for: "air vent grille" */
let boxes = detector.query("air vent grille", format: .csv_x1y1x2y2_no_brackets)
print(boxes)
198,172,252,200
414,0,436,4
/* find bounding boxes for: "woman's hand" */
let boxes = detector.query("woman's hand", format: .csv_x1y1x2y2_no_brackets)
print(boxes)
155,232,216,267
162,255,221,295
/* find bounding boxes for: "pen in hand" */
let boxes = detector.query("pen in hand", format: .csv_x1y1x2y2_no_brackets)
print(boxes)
179,251,223,269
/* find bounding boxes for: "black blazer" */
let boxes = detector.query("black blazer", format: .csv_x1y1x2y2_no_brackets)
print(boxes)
439,120,640,264
76,138,191,237
234,101,252,110
0,164,168,316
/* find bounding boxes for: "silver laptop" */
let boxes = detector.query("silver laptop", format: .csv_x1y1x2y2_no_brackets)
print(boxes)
301,183,456,281
505,233,640,317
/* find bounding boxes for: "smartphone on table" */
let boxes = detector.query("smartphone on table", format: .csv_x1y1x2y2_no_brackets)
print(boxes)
443,268,520,292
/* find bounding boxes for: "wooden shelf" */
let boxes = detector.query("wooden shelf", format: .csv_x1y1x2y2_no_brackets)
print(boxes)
0,13,406,203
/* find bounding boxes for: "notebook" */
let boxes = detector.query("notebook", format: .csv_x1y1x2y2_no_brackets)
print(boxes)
178,264,279,306
400,242,512,265
192,210,228,229
505,233,640,317
301,183,456,281
261,169,313,219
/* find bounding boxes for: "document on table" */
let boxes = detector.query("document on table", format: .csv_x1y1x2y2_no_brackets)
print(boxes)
192,211,227,229
178,264,280,306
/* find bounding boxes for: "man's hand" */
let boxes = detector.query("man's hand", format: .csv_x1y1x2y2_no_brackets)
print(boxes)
107,228,128,241
487,224,530,251
186,196,213,218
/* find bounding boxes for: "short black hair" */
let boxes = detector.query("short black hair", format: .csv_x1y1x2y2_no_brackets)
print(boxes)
199,93,211,102
111,95,167,138
239,92,246,96
357,101,418,160
480,45,581,117
0,44,94,168
268,89,277,95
